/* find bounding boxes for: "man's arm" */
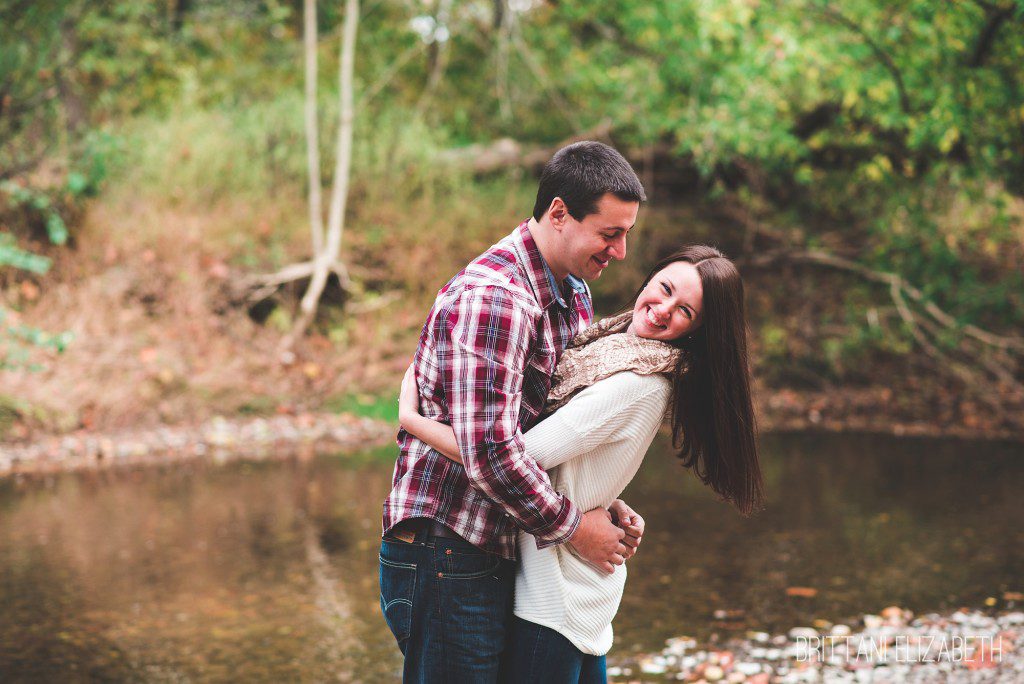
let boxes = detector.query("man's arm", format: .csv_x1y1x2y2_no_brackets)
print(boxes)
445,285,579,545
444,285,628,572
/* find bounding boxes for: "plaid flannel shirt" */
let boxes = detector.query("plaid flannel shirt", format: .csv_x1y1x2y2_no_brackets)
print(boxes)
383,220,594,559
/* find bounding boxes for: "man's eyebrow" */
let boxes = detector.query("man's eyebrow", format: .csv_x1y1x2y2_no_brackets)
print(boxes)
605,223,634,233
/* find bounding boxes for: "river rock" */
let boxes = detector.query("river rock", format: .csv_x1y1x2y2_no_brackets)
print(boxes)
789,627,819,640
734,662,761,676
639,655,667,674
703,665,724,681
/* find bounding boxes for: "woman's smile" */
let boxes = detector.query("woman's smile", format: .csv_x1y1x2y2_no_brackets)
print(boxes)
645,306,667,330
628,261,704,341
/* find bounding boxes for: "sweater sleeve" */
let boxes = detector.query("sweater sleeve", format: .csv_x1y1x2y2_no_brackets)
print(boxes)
522,372,670,471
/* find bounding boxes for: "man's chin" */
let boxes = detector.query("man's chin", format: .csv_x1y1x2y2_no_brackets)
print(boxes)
585,258,610,279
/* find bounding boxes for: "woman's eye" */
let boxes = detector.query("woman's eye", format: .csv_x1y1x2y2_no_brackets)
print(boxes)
661,283,670,294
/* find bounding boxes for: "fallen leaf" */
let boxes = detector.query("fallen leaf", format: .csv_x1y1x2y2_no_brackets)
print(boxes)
20,281,39,301
207,261,229,279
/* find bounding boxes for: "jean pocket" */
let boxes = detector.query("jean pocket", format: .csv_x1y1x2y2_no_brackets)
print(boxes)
442,547,504,580
379,549,417,644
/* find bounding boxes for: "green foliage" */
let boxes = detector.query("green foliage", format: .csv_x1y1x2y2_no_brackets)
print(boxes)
0,233,51,274
508,0,1024,341
0,182,68,245
1,0,1021,380
0,308,73,371
324,391,399,424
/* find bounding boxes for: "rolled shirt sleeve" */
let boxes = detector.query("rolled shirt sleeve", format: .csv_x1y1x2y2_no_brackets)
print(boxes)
445,285,581,547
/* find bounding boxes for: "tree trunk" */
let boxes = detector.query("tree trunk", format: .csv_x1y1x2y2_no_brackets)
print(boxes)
285,0,359,350
57,19,85,135
304,0,324,257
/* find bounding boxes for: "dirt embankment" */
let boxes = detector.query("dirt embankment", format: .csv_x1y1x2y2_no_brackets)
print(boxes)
2,194,1021,468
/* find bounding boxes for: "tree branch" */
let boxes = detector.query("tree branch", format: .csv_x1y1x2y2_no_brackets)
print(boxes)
742,249,1023,397
813,5,912,114
967,3,1014,68
240,260,350,304
510,21,583,131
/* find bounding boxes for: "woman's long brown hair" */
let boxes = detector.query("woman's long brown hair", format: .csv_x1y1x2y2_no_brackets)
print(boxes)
625,246,764,515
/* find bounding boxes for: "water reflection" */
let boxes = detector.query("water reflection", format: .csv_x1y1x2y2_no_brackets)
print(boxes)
0,433,1021,680
615,432,1024,653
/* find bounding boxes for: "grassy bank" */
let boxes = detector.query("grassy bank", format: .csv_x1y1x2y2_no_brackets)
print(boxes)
1,96,1021,444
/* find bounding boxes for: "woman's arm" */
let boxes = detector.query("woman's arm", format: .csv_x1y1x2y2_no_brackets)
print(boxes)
400,366,668,472
398,365,463,463
522,372,670,470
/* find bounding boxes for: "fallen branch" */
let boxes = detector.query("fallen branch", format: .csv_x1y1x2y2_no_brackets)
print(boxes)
742,249,1024,406
436,120,614,175
345,290,401,314
239,259,350,305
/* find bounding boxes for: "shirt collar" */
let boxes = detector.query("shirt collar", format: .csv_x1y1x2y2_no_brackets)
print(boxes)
514,220,585,311
543,260,587,310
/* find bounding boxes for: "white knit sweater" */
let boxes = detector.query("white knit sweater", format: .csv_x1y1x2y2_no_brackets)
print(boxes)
516,371,671,655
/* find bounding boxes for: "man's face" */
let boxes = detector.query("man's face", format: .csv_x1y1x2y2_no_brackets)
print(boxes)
553,193,639,280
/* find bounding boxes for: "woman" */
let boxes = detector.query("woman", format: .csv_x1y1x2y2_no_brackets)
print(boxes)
399,245,764,682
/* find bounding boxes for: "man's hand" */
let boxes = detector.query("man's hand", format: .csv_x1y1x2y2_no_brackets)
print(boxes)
608,499,645,561
567,508,628,574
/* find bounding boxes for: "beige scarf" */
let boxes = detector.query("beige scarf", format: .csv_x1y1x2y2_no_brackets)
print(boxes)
544,311,684,415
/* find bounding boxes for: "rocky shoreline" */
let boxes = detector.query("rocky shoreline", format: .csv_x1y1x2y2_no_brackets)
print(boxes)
0,413,395,477
609,606,1022,683
2,405,1022,478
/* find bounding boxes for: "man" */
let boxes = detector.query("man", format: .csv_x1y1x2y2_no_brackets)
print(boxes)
380,141,646,682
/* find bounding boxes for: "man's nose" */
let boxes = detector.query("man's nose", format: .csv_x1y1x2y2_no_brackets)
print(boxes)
609,234,627,261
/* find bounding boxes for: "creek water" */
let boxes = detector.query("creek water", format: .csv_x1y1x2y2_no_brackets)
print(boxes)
1,432,1021,682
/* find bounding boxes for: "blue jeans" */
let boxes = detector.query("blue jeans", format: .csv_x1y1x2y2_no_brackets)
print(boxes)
379,525,515,683
500,616,607,684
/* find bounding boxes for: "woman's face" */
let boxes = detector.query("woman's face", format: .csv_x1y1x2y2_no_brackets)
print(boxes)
627,261,703,341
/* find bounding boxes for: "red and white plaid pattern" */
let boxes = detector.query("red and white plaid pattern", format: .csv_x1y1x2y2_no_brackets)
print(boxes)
383,221,594,559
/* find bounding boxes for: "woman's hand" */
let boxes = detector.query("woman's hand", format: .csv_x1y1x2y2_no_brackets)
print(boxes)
398,364,419,425
608,499,645,560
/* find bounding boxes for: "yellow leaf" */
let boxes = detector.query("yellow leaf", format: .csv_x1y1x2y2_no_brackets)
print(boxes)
939,127,960,154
